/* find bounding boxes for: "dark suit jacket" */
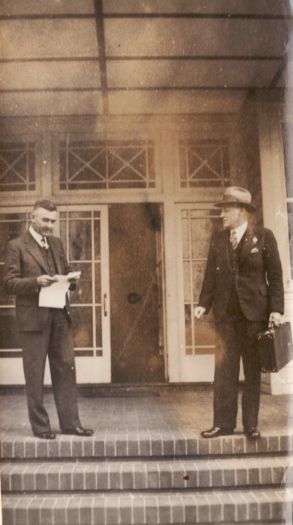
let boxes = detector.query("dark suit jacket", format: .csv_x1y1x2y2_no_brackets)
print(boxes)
198,226,284,322
3,231,71,331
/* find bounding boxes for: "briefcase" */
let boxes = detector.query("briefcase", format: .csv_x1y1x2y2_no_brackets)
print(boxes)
256,322,293,373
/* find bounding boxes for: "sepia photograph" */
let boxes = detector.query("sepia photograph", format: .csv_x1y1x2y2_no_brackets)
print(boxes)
0,1,293,524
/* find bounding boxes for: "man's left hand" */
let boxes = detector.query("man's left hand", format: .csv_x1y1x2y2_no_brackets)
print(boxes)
269,312,282,328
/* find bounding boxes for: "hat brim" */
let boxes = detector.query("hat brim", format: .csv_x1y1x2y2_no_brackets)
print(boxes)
214,201,256,212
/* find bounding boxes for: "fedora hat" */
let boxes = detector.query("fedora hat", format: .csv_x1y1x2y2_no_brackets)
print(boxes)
215,186,255,211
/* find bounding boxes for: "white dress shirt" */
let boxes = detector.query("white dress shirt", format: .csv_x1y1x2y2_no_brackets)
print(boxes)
29,225,49,249
230,221,248,244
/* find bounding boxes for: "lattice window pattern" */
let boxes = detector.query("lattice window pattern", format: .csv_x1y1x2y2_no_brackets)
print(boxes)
0,142,36,192
59,140,156,190
180,140,230,188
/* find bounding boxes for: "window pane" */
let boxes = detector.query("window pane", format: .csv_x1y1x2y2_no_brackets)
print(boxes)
192,261,207,304
0,215,28,261
69,220,91,261
95,262,101,302
95,306,102,347
0,142,36,192
190,216,215,259
94,216,101,260
183,261,191,303
185,304,192,347
71,307,93,348
69,262,92,304
59,219,67,253
180,140,230,189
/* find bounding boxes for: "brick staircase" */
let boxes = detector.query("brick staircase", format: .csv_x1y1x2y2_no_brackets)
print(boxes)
1,431,293,525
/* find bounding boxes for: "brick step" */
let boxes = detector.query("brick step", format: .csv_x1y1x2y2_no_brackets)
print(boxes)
1,432,292,459
1,455,291,493
2,487,293,525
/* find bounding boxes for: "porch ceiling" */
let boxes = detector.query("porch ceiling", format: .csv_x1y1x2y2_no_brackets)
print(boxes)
0,0,292,117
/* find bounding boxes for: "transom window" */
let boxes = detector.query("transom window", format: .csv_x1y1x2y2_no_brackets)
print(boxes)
0,142,36,192
179,140,230,189
59,140,156,190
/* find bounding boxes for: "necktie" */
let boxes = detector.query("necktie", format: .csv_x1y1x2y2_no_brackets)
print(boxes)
41,236,48,250
230,229,238,250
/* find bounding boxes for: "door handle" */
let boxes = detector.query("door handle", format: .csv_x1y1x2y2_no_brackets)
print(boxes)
103,293,108,317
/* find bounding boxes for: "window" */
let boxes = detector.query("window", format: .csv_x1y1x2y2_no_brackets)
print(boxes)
59,140,156,190
179,140,230,189
0,142,36,192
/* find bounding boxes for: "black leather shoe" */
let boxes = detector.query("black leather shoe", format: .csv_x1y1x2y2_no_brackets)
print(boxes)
201,426,234,438
34,431,56,440
62,426,93,437
244,427,261,440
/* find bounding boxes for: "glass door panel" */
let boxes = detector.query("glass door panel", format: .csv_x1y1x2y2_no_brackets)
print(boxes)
177,206,222,382
181,208,221,356
59,207,110,383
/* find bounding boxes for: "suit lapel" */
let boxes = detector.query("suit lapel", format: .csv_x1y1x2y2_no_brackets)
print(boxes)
24,231,50,273
239,226,255,266
47,237,62,275
223,229,233,272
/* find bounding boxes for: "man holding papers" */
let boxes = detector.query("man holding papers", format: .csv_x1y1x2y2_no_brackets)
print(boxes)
3,200,93,439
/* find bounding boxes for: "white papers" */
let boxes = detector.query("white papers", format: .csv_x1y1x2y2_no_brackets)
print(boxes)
66,271,81,281
39,272,81,309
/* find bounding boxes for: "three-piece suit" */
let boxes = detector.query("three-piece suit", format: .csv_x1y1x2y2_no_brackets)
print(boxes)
4,230,81,435
198,225,284,430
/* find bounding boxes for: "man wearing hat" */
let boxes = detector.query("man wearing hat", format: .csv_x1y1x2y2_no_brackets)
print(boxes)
194,186,284,439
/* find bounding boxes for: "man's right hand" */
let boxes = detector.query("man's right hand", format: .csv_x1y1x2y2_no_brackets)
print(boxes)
194,306,206,319
37,275,57,287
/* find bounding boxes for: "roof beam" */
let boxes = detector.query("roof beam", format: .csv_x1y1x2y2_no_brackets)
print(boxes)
0,56,284,64
0,13,292,20
93,0,108,113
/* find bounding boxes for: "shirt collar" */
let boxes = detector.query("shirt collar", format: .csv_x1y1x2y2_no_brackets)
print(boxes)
29,225,48,248
231,221,248,242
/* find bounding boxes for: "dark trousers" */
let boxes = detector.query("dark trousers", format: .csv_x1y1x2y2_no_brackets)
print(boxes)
213,318,266,430
21,309,81,435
